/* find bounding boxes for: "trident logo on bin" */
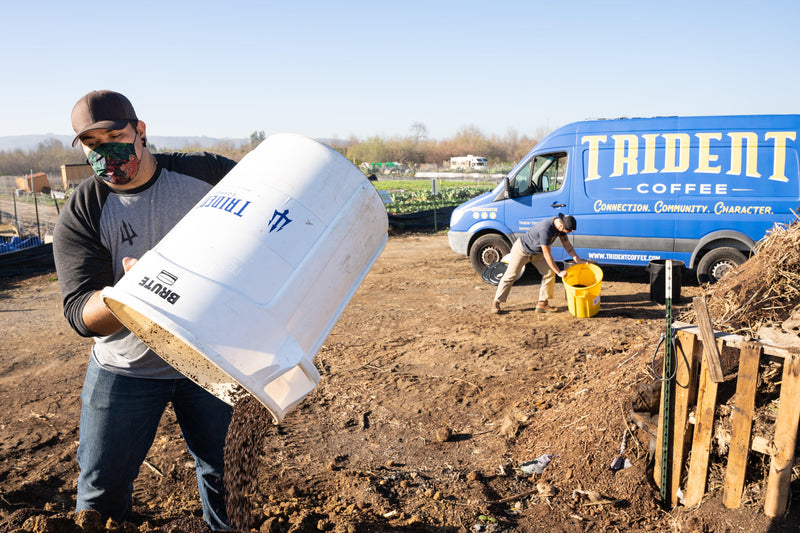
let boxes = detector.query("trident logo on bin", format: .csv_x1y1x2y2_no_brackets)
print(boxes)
268,208,292,233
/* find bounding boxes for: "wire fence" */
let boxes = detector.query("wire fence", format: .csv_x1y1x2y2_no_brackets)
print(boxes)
0,181,485,256
0,191,62,255
0,174,496,260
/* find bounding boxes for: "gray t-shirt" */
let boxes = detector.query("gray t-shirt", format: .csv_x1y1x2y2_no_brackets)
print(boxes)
54,152,237,378
519,216,562,255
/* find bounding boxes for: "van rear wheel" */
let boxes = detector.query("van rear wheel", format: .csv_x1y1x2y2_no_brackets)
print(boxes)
469,234,511,274
697,247,747,284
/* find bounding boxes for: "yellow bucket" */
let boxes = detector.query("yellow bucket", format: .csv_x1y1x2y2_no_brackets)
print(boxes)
562,263,603,318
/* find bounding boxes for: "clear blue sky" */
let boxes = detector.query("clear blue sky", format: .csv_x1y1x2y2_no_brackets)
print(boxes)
4,0,800,142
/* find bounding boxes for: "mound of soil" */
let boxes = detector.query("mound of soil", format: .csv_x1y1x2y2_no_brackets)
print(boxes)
3,233,800,532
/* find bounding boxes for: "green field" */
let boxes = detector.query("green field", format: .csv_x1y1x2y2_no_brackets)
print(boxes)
372,179,496,214
372,179,493,191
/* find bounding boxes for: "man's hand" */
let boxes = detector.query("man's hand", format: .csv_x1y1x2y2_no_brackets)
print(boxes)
81,256,139,336
122,257,137,272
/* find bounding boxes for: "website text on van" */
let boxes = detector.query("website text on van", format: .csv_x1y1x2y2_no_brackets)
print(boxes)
447,115,800,283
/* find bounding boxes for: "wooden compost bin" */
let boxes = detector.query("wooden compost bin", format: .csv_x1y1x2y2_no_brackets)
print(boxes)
653,314,800,516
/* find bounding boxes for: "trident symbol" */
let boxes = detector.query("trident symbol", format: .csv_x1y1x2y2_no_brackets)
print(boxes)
120,220,138,246
268,209,292,233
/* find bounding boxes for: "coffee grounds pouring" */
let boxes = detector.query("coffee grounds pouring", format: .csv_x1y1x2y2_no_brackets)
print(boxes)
224,390,273,530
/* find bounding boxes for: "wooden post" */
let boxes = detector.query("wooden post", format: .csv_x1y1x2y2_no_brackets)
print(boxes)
692,297,724,383
764,354,800,516
722,341,761,508
684,338,725,507
654,366,669,492
669,330,702,506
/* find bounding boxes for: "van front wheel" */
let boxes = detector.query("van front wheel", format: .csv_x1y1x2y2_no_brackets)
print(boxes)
469,234,511,274
697,247,747,284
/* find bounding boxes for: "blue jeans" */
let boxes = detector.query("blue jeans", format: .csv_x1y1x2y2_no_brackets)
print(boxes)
76,358,233,530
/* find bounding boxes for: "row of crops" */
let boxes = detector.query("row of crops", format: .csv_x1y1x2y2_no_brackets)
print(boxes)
374,180,497,215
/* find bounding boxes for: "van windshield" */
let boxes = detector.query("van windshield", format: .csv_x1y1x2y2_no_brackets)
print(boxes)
510,153,567,197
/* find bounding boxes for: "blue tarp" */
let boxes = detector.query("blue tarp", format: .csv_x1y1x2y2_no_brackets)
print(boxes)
0,239,54,277
0,236,43,254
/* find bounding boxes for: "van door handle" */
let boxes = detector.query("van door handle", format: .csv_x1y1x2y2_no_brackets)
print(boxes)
550,202,566,208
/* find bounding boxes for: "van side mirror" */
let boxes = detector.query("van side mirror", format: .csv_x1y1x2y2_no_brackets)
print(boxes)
495,177,512,202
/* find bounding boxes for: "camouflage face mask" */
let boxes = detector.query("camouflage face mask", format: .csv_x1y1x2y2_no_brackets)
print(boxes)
87,135,141,185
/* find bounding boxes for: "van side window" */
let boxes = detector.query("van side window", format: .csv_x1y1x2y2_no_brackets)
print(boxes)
510,153,567,197
511,161,533,196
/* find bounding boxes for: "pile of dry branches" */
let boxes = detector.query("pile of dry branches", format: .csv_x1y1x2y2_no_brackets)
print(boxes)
694,220,800,335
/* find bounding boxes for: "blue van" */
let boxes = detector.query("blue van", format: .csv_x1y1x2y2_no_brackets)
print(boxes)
448,115,800,283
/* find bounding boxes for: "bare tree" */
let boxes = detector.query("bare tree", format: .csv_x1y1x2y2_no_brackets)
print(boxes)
0,139,85,177
410,122,428,145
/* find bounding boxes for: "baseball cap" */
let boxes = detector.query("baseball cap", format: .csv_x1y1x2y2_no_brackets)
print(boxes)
71,90,138,147
558,213,577,232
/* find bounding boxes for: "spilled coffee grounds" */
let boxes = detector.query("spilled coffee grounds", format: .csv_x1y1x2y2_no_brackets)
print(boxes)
224,391,273,530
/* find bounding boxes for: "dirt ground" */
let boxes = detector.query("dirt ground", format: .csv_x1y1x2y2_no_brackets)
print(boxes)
2,232,800,532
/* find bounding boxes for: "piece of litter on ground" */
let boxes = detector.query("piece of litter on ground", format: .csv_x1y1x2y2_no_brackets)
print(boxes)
610,455,632,471
519,453,554,475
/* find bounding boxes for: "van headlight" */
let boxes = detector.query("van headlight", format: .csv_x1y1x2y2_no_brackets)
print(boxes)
450,208,464,226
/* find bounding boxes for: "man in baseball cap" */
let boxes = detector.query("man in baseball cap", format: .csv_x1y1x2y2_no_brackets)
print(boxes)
558,213,577,232
491,213,585,314
68,90,156,187
55,89,238,529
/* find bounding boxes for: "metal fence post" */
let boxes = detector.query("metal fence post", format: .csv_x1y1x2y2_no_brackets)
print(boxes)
34,194,41,241
13,193,19,232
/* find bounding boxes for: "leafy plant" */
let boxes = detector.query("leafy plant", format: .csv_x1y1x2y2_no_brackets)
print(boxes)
381,185,493,215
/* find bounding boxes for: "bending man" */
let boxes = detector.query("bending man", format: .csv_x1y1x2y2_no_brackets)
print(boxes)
491,213,585,314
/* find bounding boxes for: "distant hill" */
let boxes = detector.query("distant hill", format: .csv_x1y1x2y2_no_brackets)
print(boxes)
0,134,249,152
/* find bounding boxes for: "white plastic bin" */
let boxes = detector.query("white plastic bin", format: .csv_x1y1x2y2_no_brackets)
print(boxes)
101,133,388,422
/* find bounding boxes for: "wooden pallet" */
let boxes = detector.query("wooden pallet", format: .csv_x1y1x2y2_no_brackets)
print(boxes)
653,318,800,516
0,222,19,238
